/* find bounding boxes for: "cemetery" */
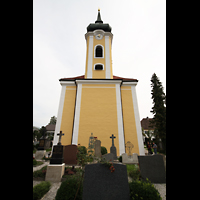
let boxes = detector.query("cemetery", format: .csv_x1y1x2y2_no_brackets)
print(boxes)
33,132,166,200
33,7,166,200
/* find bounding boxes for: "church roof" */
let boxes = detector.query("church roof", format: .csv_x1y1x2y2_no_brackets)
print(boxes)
87,9,112,33
59,75,138,82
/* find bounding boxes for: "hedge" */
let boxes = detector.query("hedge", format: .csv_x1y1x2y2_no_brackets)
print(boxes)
33,181,51,200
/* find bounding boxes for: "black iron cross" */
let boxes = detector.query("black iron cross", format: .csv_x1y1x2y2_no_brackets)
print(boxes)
110,134,116,147
57,131,64,145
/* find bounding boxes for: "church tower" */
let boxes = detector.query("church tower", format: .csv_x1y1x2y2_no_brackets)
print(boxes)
52,10,145,156
85,9,113,79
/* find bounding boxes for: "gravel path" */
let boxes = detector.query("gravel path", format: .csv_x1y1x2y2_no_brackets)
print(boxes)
33,180,166,200
33,161,49,172
153,183,166,200
41,182,61,200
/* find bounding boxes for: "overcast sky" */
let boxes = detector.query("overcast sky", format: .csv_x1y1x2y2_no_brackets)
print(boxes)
33,0,166,128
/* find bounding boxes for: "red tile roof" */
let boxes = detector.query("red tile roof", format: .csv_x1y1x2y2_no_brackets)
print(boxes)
140,117,155,130
59,75,138,82
45,124,56,131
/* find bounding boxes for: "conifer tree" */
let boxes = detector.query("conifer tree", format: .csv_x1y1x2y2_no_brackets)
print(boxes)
150,73,166,153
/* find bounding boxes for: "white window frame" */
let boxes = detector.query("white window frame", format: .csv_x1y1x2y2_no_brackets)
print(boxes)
94,63,104,70
94,44,104,58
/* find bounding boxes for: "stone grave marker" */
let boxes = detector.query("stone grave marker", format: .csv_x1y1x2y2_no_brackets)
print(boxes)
122,153,138,164
63,144,78,165
102,153,114,162
125,141,134,156
110,134,117,160
50,145,64,164
138,154,166,183
37,129,51,150
88,133,95,155
35,131,50,159
94,140,101,158
82,163,130,200
50,131,65,164
46,131,65,182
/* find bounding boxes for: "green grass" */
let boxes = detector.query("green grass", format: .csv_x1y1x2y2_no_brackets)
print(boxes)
33,166,47,178
33,160,44,166
33,181,51,200
126,164,138,174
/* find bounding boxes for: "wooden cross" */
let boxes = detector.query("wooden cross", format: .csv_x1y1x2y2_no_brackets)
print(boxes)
57,131,64,145
110,134,116,147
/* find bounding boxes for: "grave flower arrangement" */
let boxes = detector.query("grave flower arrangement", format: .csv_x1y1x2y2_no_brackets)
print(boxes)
100,158,115,172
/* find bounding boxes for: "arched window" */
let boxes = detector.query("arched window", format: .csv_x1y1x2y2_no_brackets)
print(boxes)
95,45,103,57
95,64,103,70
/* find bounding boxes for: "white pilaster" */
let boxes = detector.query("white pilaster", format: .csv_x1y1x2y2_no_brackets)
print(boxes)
72,83,82,145
52,84,66,146
87,36,93,78
115,83,125,155
131,85,145,155
105,36,111,79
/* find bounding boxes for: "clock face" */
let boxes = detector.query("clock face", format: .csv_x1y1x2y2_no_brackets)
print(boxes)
95,34,103,40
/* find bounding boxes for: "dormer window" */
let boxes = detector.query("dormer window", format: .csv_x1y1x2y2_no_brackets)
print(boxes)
95,45,103,57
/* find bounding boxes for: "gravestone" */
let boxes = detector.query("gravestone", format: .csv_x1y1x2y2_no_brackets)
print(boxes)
37,129,51,150
94,140,101,158
82,163,130,200
50,131,64,164
102,153,114,162
35,137,50,159
63,144,78,165
50,145,64,164
110,134,117,160
138,154,166,183
125,141,134,156
122,153,138,164
46,131,65,182
88,133,95,155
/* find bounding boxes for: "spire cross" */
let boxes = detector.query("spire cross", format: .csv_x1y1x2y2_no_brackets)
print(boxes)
57,131,64,145
110,134,116,147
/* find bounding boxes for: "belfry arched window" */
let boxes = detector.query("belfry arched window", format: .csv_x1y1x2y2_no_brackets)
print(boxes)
95,45,103,57
94,64,104,70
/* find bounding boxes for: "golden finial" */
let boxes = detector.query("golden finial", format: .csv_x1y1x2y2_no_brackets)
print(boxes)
98,8,100,11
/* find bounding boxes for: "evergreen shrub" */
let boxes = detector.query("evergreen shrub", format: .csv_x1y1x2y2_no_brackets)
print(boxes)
33,166,47,178
129,179,161,200
33,181,51,200
55,176,83,200
101,146,107,155
129,167,141,180
118,155,122,162
33,158,37,166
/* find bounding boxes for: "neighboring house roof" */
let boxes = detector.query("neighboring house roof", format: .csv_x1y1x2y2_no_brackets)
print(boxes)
140,117,155,130
59,75,138,82
45,124,56,131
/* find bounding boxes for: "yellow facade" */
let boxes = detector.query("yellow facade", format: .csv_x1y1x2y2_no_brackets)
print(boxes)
54,10,144,156
77,84,120,156
121,86,139,154
60,86,76,145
